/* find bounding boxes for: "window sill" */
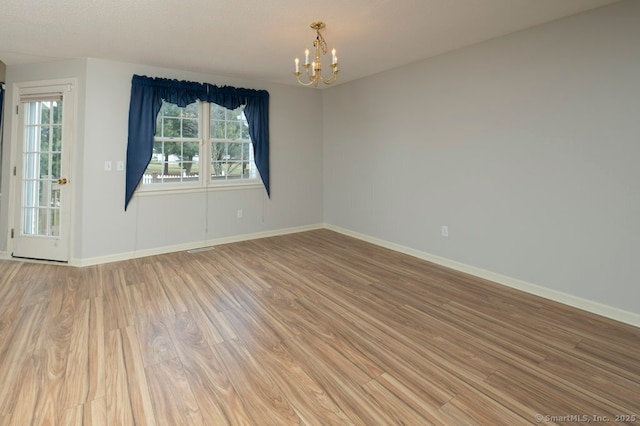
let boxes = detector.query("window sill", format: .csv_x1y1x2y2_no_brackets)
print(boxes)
137,181,264,198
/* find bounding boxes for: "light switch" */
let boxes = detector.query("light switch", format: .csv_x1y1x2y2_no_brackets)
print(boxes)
104,161,112,171
116,160,125,171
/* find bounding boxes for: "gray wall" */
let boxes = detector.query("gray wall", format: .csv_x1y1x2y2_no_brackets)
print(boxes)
78,59,323,261
1,58,324,261
323,0,640,315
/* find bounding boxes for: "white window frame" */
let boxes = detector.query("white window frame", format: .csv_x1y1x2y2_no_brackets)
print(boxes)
140,101,261,194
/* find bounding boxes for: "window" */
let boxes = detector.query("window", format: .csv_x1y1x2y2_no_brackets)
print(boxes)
145,101,200,185
210,104,257,182
125,75,269,209
142,101,258,189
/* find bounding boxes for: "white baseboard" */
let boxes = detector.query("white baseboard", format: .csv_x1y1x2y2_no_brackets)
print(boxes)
12,221,639,328
324,224,640,328
71,223,324,267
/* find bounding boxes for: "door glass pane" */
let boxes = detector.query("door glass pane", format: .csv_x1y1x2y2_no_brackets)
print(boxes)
23,207,36,235
40,103,50,125
50,209,60,237
37,180,48,207
52,101,63,124
21,99,64,237
40,127,49,151
38,208,47,235
52,127,62,151
23,153,38,178
51,153,61,178
39,153,50,176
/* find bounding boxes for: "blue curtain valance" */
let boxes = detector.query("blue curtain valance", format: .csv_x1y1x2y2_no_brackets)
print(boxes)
125,75,270,209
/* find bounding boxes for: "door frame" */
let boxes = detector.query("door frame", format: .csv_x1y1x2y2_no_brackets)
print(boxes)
8,78,77,262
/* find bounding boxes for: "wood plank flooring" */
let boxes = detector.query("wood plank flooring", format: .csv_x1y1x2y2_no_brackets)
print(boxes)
0,229,639,425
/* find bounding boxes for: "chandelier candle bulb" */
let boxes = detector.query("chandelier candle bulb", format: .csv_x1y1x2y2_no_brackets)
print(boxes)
295,58,299,73
305,49,309,65
332,49,336,64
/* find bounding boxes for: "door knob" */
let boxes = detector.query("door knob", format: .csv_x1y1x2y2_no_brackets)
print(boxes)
57,178,68,185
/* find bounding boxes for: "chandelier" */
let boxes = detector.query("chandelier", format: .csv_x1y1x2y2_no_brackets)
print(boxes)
293,22,339,87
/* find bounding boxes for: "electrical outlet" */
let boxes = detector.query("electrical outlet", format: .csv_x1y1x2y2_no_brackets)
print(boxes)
237,209,243,219
441,225,449,237
116,160,125,171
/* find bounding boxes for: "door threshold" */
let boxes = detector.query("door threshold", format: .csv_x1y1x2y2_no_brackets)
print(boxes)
11,254,69,265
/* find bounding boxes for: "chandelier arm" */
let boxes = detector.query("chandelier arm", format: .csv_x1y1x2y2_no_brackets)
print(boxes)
294,70,320,87
295,75,316,86
321,75,339,85
319,69,339,85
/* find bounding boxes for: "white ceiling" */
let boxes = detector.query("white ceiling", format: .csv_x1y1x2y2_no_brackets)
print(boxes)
0,0,619,87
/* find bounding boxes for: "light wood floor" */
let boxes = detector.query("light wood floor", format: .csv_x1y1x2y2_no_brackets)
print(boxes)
0,229,639,425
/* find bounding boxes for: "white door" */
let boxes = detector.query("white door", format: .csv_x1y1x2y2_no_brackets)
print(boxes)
12,82,74,262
